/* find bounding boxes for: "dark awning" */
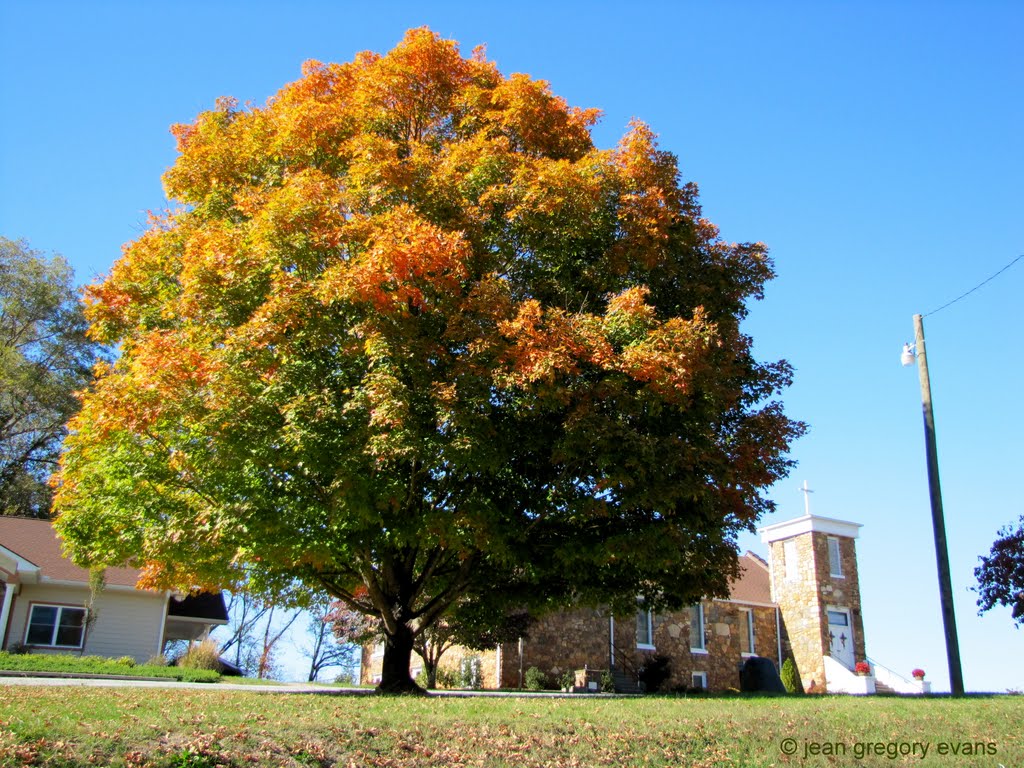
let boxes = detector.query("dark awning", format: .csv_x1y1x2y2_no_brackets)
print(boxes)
167,592,228,622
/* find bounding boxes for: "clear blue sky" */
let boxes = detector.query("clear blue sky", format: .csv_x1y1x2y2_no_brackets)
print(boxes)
2,1,1021,692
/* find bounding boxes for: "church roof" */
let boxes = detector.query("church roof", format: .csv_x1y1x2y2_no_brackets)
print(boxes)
728,551,773,605
760,513,861,542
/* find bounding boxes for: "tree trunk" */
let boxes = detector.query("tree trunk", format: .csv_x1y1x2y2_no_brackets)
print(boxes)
377,623,424,694
425,661,438,690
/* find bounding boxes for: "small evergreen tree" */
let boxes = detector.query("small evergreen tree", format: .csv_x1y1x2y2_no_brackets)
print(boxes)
780,657,802,694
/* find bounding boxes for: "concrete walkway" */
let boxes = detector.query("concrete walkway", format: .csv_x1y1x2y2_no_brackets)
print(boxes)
0,675,621,697
0,675,364,693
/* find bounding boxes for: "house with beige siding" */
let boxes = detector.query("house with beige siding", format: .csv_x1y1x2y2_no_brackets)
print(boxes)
0,517,227,662
363,512,882,694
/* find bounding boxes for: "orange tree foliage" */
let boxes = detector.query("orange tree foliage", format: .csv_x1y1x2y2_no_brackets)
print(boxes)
54,28,804,692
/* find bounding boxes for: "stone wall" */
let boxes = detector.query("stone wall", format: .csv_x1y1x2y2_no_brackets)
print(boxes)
360,639,502,689
437,646,500,689
360,602,785,693
498,601,780,692
676,602,781,692
769,532,824,691
498,607,611,689
360,640,383,685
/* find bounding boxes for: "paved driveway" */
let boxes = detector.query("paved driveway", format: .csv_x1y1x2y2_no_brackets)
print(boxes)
0,675,611,696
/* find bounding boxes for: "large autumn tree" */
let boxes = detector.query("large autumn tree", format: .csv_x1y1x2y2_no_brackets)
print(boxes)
54,28,803,692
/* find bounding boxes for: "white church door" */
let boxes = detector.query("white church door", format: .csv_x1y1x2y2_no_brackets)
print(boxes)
827,609,855,669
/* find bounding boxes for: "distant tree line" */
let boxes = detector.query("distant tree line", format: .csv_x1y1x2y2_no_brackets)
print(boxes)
1,237,104,518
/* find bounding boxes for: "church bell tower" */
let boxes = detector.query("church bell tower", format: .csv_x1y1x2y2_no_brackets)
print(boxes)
760,507,865,693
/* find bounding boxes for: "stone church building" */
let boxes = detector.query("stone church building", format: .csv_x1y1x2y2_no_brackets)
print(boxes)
362,512,868,693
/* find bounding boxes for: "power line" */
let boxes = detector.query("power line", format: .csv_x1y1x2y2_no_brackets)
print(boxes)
924,254,1024,318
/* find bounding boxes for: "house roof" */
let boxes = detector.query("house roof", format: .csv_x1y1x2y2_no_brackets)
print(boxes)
728,551,773,605
0,517,142,588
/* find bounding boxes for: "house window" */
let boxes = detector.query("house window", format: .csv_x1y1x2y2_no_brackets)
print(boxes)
636,607,655,649
689,604,706,652
784,539,798,582
691,671,707,690
827,537,844,578
739,608,755,655
25,604,86,649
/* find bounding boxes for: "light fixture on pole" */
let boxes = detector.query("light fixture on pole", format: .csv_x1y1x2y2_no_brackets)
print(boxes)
901,313,965,696
900,344,916,367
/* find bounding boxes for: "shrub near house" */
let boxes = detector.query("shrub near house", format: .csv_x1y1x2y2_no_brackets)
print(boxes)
0,651,219,682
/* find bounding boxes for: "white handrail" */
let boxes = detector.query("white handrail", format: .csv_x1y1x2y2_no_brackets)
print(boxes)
866,656,913,686
867,656,931,695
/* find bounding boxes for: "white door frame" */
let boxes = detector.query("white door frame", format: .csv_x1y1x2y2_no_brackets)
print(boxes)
826,606,855,669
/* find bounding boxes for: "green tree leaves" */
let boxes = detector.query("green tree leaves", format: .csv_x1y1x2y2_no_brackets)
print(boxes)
0,238,102,517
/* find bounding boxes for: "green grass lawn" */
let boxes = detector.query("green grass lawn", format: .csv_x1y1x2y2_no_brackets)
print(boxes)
0,687,1019,767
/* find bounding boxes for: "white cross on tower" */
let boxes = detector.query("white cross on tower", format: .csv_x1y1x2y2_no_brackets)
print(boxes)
800,480,814,516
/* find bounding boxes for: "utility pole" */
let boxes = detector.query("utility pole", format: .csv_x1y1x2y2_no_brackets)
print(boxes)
910,313,965,696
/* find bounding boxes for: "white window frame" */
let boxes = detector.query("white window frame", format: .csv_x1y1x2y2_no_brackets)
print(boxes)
827,536,844,578
739,608,755,656
689,603,706,653
636,607,655,650
24,603,87,649
691,671,708,690
784,539,798,582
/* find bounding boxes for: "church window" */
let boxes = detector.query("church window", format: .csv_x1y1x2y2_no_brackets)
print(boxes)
636,607,654,649
784,539,798,581
689,604,706,652
739,608,755,655
827,537,844,577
